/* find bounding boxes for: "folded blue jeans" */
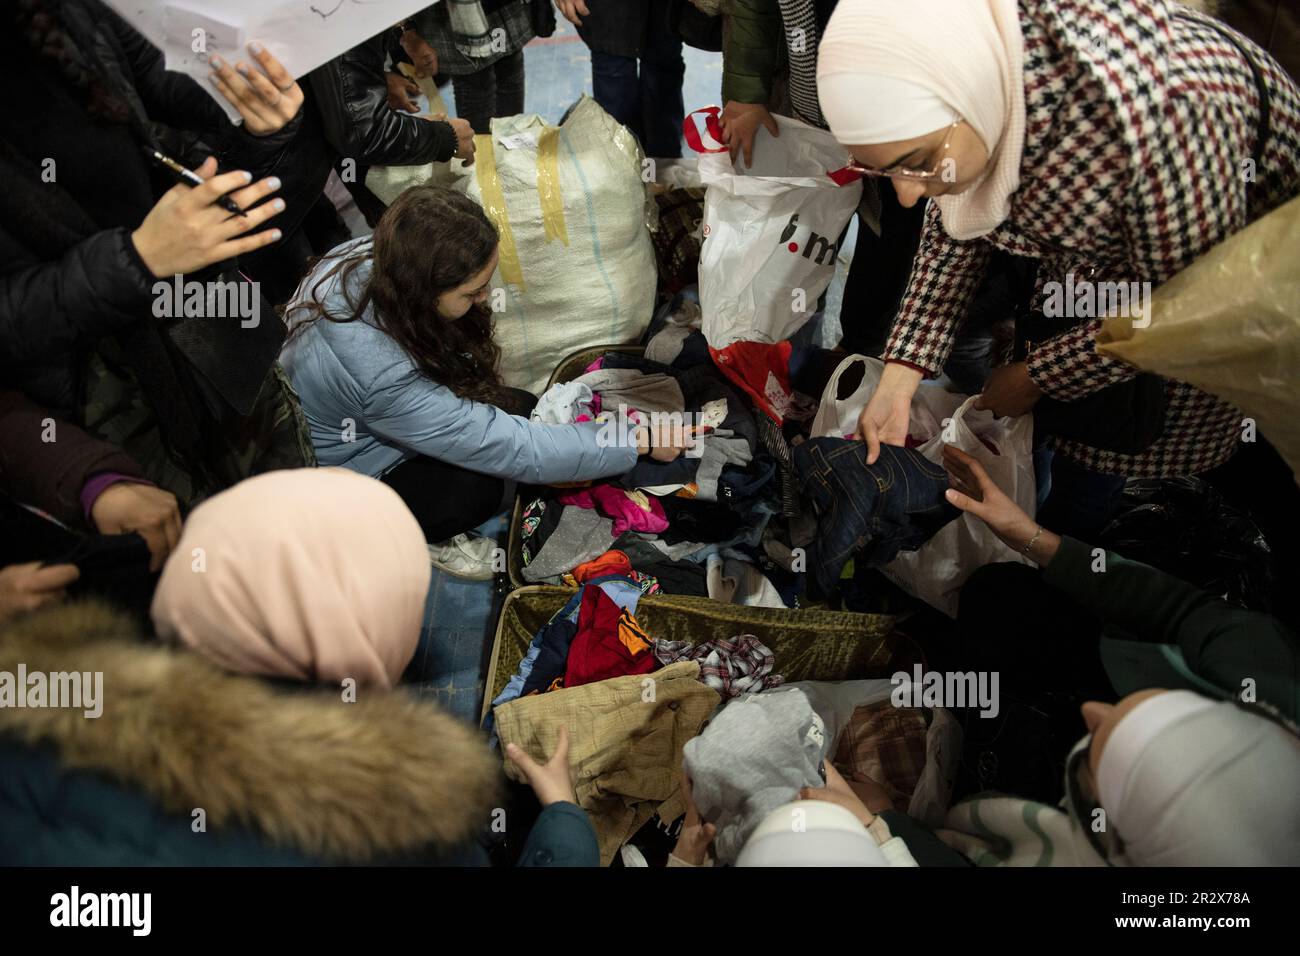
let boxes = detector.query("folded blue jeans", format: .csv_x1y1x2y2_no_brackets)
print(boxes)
795,439,960,598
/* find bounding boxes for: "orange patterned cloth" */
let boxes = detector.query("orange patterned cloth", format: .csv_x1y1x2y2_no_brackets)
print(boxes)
571,550,634,583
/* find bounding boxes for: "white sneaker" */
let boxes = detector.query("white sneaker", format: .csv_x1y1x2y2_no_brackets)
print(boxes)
427,533,499,581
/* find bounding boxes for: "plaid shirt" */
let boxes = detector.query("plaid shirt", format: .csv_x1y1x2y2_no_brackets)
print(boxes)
886,0,1300,478
653,634,784,700
410,1,535,76
832,700,930,810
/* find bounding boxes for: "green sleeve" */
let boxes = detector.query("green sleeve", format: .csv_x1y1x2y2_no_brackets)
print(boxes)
516,801,600,867
722,0,783,105
1043,536,1300,718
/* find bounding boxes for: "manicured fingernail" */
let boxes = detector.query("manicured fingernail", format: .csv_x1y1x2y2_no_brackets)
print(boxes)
236,62,251,76
272,199,285,211
210,55,225,68
241,170,253,183
270,229,282,240
248,41,263,54
265,177,281,190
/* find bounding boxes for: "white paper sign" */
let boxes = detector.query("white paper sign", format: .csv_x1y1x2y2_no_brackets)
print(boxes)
104,0,436,123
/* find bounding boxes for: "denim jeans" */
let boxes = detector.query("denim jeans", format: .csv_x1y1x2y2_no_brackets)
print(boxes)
451,50,527,135
589,27,685,158
795,439,960,598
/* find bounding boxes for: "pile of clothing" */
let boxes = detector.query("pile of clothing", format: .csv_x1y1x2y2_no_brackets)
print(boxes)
488,572,786,865
489,575,785,718
522,336,795,606
682,681,963,866
521,291,967,610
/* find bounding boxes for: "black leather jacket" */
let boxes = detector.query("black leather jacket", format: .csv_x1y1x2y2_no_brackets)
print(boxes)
308,31,458,167
0,0,327,443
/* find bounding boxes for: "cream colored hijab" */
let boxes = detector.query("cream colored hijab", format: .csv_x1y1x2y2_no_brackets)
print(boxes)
151,469,431,689
1097,692,1300,866
817,0,1027,240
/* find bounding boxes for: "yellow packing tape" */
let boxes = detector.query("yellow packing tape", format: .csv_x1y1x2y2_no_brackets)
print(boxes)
536,128,569,247
396,61,450,119
473,133,525,290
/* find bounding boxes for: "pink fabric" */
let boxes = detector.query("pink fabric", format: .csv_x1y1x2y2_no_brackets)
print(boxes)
817,0,1026,241
557,484,670,537
150,468,431,689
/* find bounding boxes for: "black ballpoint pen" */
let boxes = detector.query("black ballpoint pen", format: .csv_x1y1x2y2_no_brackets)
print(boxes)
142,147,244,215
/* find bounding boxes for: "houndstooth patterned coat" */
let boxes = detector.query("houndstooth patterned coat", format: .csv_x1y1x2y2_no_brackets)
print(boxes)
884,0,1300,478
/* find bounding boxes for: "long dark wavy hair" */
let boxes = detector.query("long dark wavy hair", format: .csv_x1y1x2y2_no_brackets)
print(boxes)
288,186,504,404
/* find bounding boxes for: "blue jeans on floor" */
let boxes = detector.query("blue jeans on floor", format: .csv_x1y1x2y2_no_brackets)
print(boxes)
590,31,684,158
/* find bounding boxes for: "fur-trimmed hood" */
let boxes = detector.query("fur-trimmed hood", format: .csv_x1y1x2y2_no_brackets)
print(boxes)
0,601,502,863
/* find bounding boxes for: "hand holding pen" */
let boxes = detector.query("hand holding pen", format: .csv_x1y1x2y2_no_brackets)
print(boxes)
129,42,300,279
131,156,285,279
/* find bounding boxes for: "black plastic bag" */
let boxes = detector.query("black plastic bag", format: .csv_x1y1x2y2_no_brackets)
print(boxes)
1099,477,1274,612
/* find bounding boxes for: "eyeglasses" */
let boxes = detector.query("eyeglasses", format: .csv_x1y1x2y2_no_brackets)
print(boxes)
845,117,964,182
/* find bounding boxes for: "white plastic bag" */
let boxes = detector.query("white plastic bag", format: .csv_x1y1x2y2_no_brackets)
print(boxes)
687,107,862,349
811,353,966,443
811,356,1036,618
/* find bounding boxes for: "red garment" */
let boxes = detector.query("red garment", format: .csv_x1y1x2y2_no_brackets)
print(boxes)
564,586,657,688
572,550,634,584
709,340,794,424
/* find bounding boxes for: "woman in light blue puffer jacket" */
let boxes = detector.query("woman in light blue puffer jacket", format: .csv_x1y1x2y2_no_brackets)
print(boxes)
281,186,683,576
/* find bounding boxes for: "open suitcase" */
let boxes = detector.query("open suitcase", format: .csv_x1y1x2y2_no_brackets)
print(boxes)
480,585,918,724
490,342,924,719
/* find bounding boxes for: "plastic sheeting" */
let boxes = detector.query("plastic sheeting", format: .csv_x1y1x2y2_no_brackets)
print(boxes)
1098,195,1300,486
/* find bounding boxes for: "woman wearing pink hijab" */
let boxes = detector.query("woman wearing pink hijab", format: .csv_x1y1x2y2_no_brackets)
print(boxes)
150,468,431,689
816,0,1300,540
3,467,605,865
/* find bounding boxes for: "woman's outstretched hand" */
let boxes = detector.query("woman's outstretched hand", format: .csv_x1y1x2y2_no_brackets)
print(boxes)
636,422,710,462
670,775,717,866
942,444,1061,564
